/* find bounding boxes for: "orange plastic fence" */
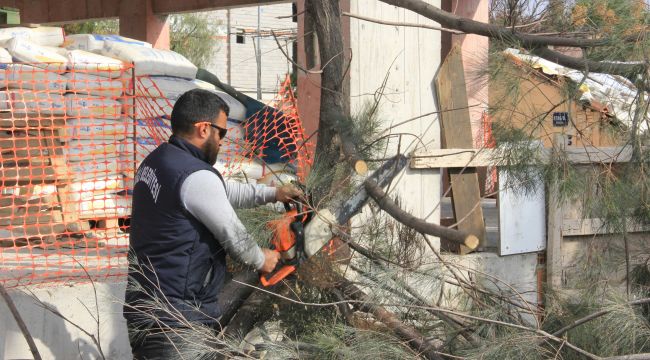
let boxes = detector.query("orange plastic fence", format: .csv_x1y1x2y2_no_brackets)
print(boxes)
0,64,310,289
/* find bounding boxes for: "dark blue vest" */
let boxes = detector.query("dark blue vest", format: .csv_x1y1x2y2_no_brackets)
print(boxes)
124,135,227,326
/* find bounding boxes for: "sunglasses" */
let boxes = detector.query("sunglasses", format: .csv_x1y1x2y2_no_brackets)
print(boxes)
195,122,228,138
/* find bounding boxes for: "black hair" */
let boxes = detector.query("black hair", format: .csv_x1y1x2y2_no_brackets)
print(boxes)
170,88,231,135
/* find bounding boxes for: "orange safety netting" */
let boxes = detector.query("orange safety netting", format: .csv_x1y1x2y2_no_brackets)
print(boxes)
0,65,310,289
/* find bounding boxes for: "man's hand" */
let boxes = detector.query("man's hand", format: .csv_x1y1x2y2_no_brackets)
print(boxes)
260,248,281,273
275,184,304,203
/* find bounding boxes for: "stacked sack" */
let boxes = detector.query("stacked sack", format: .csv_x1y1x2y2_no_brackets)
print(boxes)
0,28,297,222
0,29,138,219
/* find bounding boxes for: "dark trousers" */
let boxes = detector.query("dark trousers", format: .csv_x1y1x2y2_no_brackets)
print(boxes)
129,325,224,360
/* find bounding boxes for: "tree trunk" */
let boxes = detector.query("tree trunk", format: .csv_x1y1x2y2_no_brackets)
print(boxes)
304,0,357,199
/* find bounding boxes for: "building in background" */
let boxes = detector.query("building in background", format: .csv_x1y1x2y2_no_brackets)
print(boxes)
206,2,296,101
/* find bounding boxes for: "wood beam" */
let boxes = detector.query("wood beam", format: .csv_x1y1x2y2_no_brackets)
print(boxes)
119,0,169,49
0,0,120,24
410,146,637,168
0,0,286,24
152,0,287,15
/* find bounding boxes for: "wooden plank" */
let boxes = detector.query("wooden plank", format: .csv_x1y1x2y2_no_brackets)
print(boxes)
0,213,53,226
562,218,650,236
435,45,486,251
0,223,66,245
546,134,565,290
0,194,56,208
411,146,637,168
152,0,284,15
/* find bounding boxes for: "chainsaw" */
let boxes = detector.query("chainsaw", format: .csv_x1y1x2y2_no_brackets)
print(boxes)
260,155,408,286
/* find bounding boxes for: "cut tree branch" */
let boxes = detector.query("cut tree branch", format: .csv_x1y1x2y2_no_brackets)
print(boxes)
378,0,648,78
378,0,632,48
364,178,480,249
336,275,443,360
342,11,463,34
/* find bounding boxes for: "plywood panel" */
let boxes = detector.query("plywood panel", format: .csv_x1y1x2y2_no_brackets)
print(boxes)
435,46,486,250
349,0,441,252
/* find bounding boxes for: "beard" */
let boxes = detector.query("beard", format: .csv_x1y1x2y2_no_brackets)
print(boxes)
203,136,220,165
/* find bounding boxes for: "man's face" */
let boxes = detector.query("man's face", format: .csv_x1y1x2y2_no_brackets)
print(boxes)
203,111,228,165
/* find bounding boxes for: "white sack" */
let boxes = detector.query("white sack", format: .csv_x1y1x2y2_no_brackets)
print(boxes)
66,72,124,97
63,34,151,52
101,42,197,78
65,94,122,118
0,91,66,115
67,49,126,78
6,38,67,72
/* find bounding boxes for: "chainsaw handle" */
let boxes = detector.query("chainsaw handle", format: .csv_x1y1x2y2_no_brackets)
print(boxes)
260,264,296,287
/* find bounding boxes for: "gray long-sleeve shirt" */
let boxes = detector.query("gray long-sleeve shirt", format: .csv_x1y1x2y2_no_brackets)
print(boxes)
180,170,277,270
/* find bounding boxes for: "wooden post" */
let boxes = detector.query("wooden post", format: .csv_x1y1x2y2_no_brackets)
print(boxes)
546,134,565,289
435,45,486,253
119,0,170,49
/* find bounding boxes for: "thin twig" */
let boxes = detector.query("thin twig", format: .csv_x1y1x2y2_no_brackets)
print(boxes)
552,297,650,337
271,30,322,74
0,284,42,360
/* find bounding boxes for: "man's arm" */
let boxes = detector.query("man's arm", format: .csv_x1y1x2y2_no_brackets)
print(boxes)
224,181,276,209
180,170,266,269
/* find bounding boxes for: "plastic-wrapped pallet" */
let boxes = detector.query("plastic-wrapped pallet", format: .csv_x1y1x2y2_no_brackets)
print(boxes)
66,72,124,97
212,89,246,122
133,76,247,121
129,97,175,119
64,118,128,140
101,42,197,78
65,94,122,118
135,76,212,99
0,91,66,115
4,64,67,92
5,38,67,73
67,50,126,78
63,34,152,52
135,117,170,143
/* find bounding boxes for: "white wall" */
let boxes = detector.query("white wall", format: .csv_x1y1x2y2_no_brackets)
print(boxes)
349,0,442,250
1,282,131,360
206,3,296,101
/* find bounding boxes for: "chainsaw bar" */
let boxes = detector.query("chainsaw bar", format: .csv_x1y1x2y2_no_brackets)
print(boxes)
262,154,410,285
335,154,408,225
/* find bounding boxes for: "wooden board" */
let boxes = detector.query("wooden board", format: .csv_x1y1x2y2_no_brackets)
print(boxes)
562,218,650,236
410,146,637,168
546,135,565,290
498,168,546,255
434,45,486,251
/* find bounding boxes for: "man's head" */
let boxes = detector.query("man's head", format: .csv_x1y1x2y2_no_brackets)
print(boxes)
171,89,230,165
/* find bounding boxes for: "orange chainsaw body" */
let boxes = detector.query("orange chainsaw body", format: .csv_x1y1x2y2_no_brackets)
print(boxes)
260,208,305,286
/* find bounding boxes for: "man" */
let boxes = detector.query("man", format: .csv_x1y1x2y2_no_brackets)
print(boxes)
124,88,301,359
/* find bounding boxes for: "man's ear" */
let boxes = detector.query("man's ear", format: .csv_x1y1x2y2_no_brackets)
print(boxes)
196,123,210,139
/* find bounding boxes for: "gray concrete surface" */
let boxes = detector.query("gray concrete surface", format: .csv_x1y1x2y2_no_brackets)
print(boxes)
1,280,131,360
